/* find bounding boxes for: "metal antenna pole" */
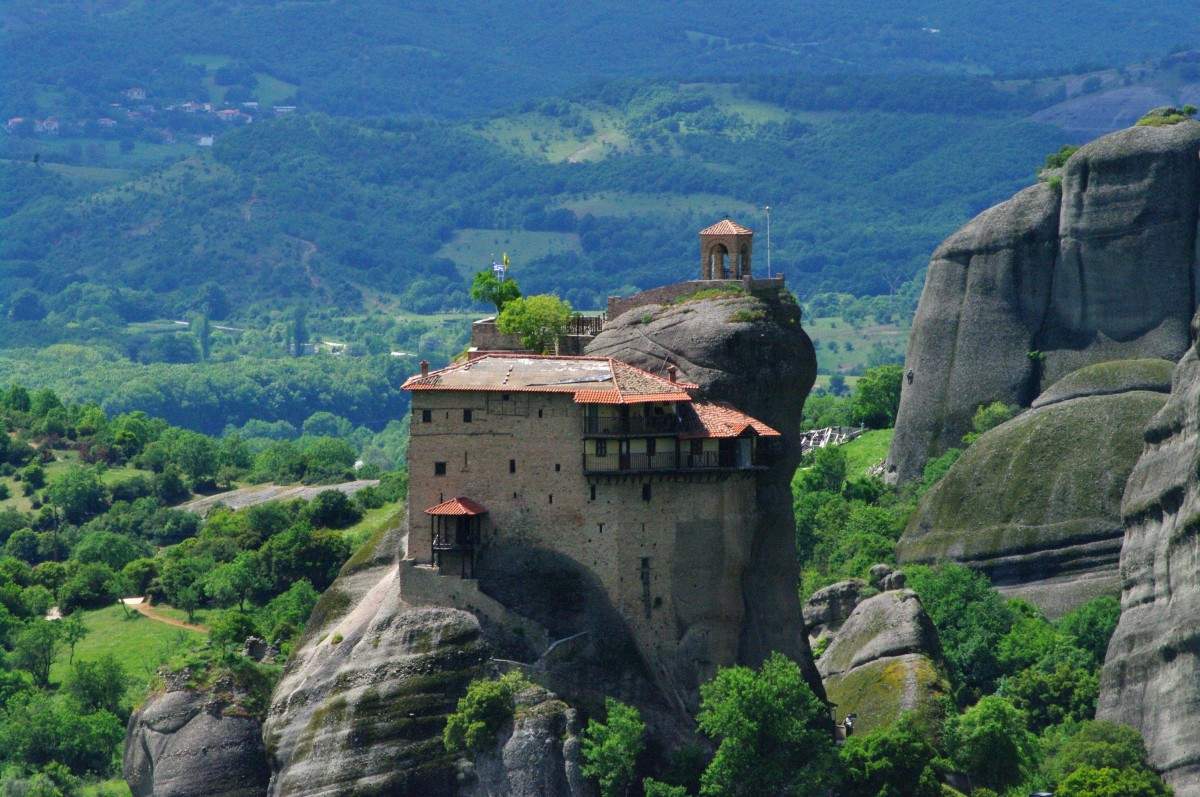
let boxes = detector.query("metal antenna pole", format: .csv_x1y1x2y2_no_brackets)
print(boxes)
764,206,772,275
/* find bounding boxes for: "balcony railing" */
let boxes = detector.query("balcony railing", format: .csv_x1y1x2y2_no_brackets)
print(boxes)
583,414,680,436
583,450,765,473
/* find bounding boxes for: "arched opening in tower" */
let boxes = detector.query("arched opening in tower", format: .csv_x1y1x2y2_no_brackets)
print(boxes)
710,244,730,279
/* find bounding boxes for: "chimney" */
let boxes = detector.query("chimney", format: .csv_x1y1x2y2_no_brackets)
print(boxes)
420,361,430,376
667,365,677,383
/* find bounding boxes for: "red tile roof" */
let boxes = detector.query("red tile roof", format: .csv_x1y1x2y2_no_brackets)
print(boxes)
402,353,697,405
679,401,780,439
699,219,754,236
424,496,488,516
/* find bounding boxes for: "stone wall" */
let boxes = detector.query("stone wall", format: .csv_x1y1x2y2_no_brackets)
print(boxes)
405,389,761,709
605,276,785,320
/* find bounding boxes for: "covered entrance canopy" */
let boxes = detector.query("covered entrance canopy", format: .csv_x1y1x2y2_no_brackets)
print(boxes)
424,497,487,578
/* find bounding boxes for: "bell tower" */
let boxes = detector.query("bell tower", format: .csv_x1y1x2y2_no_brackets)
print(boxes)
699,219,753,280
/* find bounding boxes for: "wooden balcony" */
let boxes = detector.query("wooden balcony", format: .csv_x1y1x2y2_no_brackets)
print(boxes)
583,414,680,436
582,449,766,474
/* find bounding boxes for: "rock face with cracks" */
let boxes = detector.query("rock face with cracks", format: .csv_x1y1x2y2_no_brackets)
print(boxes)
815,589,948,736
587,286,825,698
888,121,1200,483
898,360,1171,616
1099,314,1200,797
124,672,270,797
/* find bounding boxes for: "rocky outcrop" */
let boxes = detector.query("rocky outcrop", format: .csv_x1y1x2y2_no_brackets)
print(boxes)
124,672,270,797
587,286,825,698
816,590,948,735
888,121,1200,483
457,684,588,797
263,522,489,797
899,360,1171,616
1099,316,1200,797
803,579,866,643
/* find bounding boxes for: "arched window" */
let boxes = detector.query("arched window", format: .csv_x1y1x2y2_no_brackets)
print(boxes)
709,244,730,279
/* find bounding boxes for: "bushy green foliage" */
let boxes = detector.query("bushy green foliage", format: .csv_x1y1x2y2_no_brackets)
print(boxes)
849,365,903,429
696,652,837,797
945,695,1039,792
496,294,574,354
962,402,1019,444
905,565,1014,701
443,672,532,753
581,698,646,797
839,713,947,797
1043,144,1082,171
1057,597,1121,669
470,270,522,314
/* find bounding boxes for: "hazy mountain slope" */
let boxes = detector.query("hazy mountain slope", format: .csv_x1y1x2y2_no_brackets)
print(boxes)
5,0,1200,119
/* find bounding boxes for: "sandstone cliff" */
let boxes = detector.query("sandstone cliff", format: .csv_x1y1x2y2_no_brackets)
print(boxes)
124,669,271,797
586,285,824,698
255,288,821,796
888,121,1200,483
898,360,1172,616
814,586,949,736
1098,315,1200,797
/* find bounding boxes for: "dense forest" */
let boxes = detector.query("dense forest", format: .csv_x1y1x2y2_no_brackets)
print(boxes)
6,0,1200,119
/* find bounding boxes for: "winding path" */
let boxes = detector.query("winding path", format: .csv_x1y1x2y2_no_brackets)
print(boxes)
130,601,208,633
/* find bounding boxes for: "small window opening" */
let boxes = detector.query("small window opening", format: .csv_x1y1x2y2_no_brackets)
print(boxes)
548,494,553,505
463,409,473,422
434,462,447,476
502,393,510,401
538,408,544,418
691,439,703,455
509,459,516,474
555,463,561,472
422,409,432,423
642,483,652,502
595,440,607,457
590,484,596,501
646,438,657,456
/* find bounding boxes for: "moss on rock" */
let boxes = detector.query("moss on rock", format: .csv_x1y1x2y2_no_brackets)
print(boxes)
1032,358,1174,409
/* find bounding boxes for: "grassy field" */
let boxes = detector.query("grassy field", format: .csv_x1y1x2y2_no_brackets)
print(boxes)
0,454,152,513
436,228,583,277
47,604,206,696
804,314,910,375
343,502,405,552
841,429,894,478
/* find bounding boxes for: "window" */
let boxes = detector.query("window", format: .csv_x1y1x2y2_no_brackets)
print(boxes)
538,408,543,418
555,463,561,472
434,462,447,476
691,439,703,455
595,440,607,457
509,459,516,474
642,483,652,502
502,393,510,401
463,409,473,423
548,494,553,504
646,438,657,456
422,409,432,423
590,484,596,501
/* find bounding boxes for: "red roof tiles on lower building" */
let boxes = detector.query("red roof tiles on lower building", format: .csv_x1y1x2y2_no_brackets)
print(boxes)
679,401,781,438
424,496,489,516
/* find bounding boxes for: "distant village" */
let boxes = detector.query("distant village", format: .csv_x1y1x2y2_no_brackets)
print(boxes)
5,86,299,149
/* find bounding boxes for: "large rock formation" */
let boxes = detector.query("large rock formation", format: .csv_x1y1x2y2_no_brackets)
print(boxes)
1099,316,1200,797
888,120,1200,483
815,588,949,736
124,670,271,797
587,285,824,695
898,360,1172,616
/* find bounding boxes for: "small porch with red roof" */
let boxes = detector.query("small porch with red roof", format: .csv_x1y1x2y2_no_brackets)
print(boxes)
424,497,488,578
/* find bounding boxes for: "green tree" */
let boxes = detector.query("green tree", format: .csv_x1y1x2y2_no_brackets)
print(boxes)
849,364,903,428
945,695,1038,792
73,531,150,572
1001,664,1099,733
470,269,522,314
13,618,62,687
61,612,89,665
444,672,532,753
496,294,573,353
581,698,646,797
964,401,1019,443
203,552,264,611
45,469,108,525
64,653,126,716
697,652,837,797
1056,766,1170,797
210,610,260,654
1048,720,1159,785
1057,596,1121,669
643,781,689,797
192,313,212,360
306,489,363,529
20,463,46,489
840,713,947,797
